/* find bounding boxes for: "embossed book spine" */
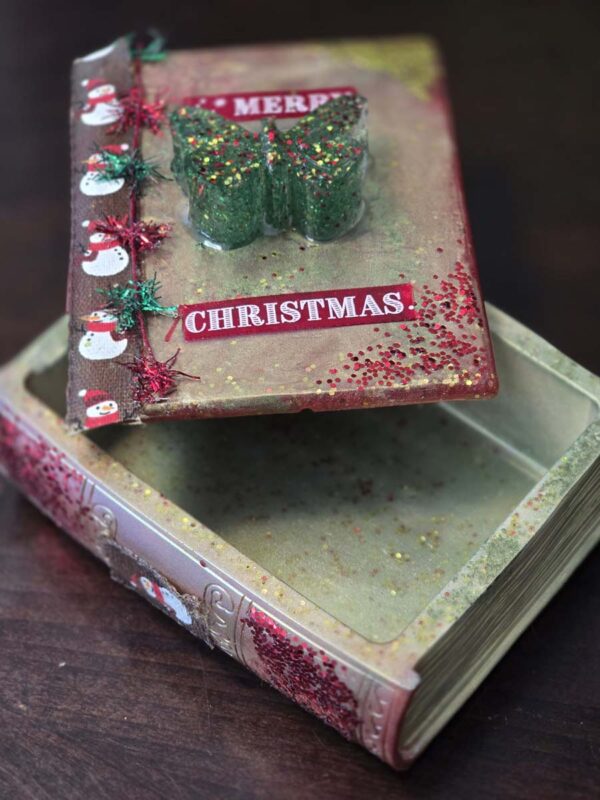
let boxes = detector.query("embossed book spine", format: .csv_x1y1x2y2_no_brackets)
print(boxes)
0,349,416,768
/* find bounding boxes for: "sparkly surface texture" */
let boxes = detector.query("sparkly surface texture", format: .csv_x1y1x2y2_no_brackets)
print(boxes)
169,94,368,249
0,411,87,533
243,608,360,740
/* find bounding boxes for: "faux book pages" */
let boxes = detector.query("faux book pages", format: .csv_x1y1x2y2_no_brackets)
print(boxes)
66,35,497,431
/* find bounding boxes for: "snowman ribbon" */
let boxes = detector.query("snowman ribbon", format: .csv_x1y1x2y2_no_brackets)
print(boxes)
82,143,129,171
83,91,118,110
85,236,121,252
80,314,118,333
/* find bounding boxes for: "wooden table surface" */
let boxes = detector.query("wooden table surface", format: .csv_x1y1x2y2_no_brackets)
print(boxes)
1,2,599,798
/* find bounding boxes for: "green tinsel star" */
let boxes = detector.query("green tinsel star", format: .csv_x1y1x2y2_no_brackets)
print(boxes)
96,148,166,193
98,276,177,332
128,30,167,62
169,94,368,250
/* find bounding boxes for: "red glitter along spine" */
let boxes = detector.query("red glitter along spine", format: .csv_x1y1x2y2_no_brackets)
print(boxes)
0,394,416,768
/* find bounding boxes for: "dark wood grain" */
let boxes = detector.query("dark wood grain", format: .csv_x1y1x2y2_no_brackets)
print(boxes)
1,1,599,798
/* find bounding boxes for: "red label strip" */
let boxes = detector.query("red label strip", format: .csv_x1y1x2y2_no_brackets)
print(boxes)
179,284,417,342
181,87,357,121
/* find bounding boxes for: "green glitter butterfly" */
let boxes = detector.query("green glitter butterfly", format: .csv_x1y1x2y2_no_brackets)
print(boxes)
170,94,368,250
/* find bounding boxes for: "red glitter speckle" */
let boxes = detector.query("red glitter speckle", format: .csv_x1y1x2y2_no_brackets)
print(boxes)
315,261,490,392
0,411,91,534
243,608,360,740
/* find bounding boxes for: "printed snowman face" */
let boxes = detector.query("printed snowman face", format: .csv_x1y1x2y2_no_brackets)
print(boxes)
140,576,155,595
86,400,119,420
163,589,193,625
138,577,192,625
79,147,128,196
78,310,128,360
81,225,129,276
81,82,121,126
87,83,115,100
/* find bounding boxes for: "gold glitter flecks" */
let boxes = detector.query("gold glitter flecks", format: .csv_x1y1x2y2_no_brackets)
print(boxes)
419,530,441,550
323,38,439,101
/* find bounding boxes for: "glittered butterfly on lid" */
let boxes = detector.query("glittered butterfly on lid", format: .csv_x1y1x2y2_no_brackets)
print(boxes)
170,94,368,250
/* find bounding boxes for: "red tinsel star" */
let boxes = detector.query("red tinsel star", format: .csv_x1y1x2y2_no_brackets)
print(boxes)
108,87,166,135
121,350,200,405
92,214,171,253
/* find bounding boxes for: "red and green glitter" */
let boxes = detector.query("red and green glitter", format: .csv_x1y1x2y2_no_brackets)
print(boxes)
169,94,368,249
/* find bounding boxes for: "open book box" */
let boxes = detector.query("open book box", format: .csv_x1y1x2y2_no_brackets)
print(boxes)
1,306,598,768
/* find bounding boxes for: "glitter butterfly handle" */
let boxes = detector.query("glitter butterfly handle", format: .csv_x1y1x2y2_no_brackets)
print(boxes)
170,94,368,250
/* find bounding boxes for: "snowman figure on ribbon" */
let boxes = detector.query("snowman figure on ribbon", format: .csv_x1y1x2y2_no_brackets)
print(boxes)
80,143,129,196
80,78,121,126
78,388,121,429
130,574,193,626
78,310,128,360
80,219,129,277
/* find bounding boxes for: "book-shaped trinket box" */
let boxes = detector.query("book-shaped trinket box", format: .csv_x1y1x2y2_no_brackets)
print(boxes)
66,36,497,432
1,306,598,767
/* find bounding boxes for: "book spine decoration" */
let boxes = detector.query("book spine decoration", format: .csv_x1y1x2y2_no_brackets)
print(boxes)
66,35,197,432
0,396,416,769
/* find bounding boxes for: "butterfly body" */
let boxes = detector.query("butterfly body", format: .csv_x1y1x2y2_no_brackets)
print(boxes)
170,94,368,250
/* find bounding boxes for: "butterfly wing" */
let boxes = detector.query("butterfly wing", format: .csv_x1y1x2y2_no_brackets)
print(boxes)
170,107,264,249
284,94,368,241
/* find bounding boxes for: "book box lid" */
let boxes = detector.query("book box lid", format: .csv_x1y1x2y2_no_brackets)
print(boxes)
66,35,497,431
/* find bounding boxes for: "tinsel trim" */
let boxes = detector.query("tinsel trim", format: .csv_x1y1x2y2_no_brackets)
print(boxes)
121,350,200,405
92,214,171,252
98,276,177,332
128,30,167,63
95,147,165,192
108,87,166,135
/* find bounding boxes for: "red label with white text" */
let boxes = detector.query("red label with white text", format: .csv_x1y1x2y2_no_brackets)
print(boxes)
181,87,357,121
179,284,417,342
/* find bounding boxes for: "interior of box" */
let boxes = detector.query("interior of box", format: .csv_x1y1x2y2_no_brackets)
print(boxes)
28,327,596,644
